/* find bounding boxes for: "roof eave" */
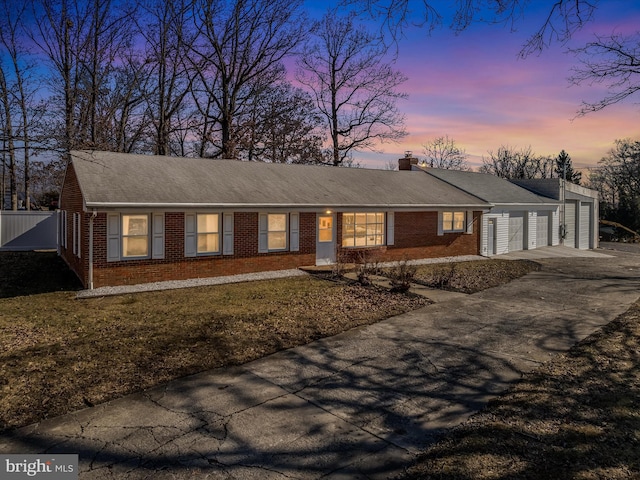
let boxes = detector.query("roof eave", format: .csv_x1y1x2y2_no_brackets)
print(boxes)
84,201,493,210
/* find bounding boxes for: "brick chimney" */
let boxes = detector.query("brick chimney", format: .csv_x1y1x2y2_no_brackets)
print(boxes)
398,151,419,170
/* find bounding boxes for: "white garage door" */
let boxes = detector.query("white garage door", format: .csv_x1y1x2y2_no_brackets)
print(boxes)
536,212,549,247
565,202,576,247
579,202,592,249
508,212,524,252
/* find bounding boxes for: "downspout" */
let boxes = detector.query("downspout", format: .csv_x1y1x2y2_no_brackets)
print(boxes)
89,209,97,290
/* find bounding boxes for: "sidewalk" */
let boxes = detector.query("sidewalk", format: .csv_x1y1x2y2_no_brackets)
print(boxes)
2,250,639,479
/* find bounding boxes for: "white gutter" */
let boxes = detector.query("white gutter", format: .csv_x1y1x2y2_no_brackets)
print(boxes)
85,202,493,209
88,209,97,290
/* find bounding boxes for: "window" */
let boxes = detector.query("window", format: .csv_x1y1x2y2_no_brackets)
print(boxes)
122,214,149,257
318,215,333,243
268,213,287,250
342,213,385,247
197,213,220,254
186,212,233,257
72,212,81,257
258,212,299,253
107,213,164,262
442,211,465,232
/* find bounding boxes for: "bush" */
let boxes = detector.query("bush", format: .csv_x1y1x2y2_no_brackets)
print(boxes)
387,260,417,293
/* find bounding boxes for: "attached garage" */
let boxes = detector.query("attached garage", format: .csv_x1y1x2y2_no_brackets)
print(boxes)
424,169,564,257
536,212,549,247
508,212,525,252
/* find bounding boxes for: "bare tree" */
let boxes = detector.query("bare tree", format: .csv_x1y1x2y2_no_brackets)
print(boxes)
136,0,195,156
0,0,40,209
297,11,407,166
383,159,398,170
0,64,17,209
342,0,597,56
422,135,470,170
30,0,134,154
587,139,640,231
570,33,640,116
237,82,326,164
479,145,554,179
189,0,307,159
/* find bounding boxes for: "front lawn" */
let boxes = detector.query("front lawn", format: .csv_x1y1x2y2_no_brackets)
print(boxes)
412,259,540,293
0,254,428,432
0,252,538,433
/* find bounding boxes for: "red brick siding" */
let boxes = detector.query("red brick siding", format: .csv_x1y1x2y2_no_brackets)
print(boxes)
90,211,317,288
337,211,481,263
58,163,90,286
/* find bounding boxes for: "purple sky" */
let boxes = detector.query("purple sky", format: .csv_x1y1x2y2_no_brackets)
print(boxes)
303,1,640,173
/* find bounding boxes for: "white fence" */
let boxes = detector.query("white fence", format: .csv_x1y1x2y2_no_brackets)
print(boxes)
0,211,58,251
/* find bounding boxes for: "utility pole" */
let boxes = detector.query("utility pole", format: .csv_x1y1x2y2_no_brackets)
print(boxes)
561,156,567,244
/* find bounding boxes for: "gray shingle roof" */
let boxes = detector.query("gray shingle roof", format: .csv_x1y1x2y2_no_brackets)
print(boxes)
424,168,558,205
69,150,491,210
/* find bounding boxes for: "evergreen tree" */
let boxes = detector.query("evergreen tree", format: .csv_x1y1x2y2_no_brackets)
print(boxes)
555,150,582,184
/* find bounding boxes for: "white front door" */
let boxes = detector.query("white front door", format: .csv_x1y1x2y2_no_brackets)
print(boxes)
316,214,336,265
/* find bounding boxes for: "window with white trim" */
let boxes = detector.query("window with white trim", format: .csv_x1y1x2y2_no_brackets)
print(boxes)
107,213,164,261
267,213,287,250
258,212,299,253
122,214,149,258
72,212,81,257
59,210,67,249
197,213,220,254
442,211,465,232
342,213,385,247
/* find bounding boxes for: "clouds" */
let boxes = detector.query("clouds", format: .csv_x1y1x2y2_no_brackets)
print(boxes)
343,0,640,170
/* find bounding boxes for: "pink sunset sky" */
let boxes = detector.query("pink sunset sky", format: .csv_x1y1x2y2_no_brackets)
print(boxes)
303,0,640,173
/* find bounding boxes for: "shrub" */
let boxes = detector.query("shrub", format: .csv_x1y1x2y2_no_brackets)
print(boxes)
388,260,417,293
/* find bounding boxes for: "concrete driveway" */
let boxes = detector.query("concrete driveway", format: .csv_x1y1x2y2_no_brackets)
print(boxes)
2,249,640,479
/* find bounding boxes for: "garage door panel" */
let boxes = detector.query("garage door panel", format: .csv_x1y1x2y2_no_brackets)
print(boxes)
565,202,576,247
508,212,524,252
536,212,549,247
579,202,591,249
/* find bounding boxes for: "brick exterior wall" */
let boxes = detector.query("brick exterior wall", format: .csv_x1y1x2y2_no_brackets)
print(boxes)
90,212,317,288
60,163,482,289
337,211,481,263
58,162,90,286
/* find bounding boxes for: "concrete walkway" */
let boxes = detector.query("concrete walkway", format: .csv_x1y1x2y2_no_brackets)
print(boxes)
2,249,640,479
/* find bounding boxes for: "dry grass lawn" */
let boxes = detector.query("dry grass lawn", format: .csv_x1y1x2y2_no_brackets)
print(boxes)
412,259,540,294
405,301,640,480
0,252,429,432
0,252,539,435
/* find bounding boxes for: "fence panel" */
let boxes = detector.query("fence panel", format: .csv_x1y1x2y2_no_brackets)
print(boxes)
0,211,58,251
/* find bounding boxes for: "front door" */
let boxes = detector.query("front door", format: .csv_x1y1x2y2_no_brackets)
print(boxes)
316,214,336,265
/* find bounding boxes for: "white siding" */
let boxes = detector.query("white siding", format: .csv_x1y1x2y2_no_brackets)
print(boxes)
550,209,560,246
495,214,510,255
